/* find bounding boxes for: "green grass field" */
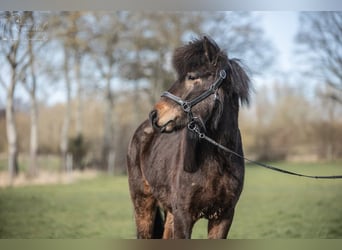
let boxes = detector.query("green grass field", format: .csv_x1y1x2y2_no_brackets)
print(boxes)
0,162,341,239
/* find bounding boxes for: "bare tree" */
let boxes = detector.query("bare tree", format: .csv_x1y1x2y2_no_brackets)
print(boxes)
87,12,127,169
59,45,72,171
19,12,48,177
27,19,39,177
47,12,90,170
67,13,90,137
201,12,275,73
49,12,75,171
296,12,342,104
120,12,204,105
0,11,34,183
120,12,274,106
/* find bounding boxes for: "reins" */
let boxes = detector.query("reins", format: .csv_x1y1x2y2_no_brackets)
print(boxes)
188,122,342,179
162,69,342,180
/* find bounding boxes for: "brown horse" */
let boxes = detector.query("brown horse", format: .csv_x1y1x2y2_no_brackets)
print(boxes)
127,36,250,239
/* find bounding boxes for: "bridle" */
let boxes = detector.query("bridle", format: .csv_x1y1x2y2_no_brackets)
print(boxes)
160,68,342,179
161,69,227,131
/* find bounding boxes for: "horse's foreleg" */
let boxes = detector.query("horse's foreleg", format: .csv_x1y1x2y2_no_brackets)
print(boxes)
133,195,157,239
162,212,174,239
207,209,235,239
172,209,195,239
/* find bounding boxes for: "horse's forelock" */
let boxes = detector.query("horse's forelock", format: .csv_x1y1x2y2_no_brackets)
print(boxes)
172,37,221,79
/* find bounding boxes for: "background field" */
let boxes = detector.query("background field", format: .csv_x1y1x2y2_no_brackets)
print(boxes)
0,162,341,239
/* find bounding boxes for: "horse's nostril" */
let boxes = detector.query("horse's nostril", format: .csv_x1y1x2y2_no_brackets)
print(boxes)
149,110,158,123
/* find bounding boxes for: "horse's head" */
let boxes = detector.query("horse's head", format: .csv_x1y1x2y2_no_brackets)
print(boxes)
150,36,250,133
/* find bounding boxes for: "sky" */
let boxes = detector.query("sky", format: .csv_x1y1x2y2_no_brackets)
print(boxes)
260,11,299,72
251,11,320,104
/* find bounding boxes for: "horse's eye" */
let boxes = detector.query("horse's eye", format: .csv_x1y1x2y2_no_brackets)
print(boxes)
187,74,198,81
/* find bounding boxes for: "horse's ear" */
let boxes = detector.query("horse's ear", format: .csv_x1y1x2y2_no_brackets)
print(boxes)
203,36,218,64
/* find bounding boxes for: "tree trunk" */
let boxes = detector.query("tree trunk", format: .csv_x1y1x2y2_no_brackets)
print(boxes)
60,47,71,171
6,73,19,185
27,34,39,178
75,52,83,137
102,76,114,170
29,91,38,177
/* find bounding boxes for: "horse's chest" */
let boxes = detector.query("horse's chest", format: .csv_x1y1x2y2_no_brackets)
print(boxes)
198,204,224,220
187,179,238,220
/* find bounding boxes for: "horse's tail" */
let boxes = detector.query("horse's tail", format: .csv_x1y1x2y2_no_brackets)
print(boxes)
152,207,164,239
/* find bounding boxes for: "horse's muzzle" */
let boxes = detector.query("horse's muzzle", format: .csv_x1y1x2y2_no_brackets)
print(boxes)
149,109,176,133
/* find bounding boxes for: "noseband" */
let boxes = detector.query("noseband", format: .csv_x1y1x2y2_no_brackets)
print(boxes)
161,69,227,128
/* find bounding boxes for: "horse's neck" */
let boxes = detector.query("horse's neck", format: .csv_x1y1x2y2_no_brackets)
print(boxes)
209,98,239,145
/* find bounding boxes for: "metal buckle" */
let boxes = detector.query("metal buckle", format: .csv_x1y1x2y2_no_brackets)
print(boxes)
182,102,191,113
187,120,205,139
219,70,226,79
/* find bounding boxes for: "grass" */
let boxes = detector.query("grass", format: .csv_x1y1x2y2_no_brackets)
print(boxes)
194,161,342,238
0,162,341,239
0,154,62,172
0,175,135,238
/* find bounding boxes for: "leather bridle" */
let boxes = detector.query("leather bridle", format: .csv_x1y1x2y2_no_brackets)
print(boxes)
161,69,227,130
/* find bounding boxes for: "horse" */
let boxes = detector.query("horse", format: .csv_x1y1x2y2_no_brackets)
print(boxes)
126,36,250,239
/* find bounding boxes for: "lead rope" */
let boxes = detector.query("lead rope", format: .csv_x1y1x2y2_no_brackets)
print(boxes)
188,123,342,179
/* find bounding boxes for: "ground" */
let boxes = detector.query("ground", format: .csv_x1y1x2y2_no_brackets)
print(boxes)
0,161,341,238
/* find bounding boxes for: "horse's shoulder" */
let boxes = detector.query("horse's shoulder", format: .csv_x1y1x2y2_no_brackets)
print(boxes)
129,120,157,151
